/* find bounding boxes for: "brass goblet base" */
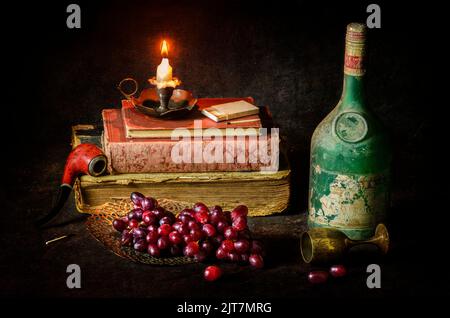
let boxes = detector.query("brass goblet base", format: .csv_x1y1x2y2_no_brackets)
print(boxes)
300,223,390,264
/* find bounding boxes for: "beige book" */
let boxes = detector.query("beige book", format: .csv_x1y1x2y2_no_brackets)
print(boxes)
201,100,260,122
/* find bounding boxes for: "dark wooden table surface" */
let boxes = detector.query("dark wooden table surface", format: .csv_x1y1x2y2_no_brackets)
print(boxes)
2,196,438,301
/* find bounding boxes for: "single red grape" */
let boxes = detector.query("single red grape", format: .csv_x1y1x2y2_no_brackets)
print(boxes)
209,205,223,214
169,231,182,245
113,219,127,232
221,239,235,252
249,254,264,269
121,230,132,246
134,209,143,221
172,221,183,232
232,216,247,231
127,209,140,221
147,224,158,233
146,231,159,244
216,221,227,234
177,223,190,235
193,202,209,214
308,271,329,284
147,243,160,257
158,224,172,236
190,228,203,241
142,211,157,225
183,234,194,244
234,239,250,254
231,205,248,219
202,224,216,237
195,210,209,224
204,265,222,282
215,248,227,260
188,220,200,231
151,207,166,219
141,197,157,211
128,219,139,228
157,236,170,250
329,265,347,278
224,226,238,240
183,242,199,257
178,214,193,224
130,192,145,206
209,210,224,225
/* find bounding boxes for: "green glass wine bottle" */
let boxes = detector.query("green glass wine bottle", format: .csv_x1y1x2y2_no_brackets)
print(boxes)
308,23,391,240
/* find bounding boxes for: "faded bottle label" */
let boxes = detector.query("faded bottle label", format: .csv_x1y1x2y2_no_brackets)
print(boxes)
309,164,389,240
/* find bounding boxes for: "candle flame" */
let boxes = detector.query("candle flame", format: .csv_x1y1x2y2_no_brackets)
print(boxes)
161,40,169,58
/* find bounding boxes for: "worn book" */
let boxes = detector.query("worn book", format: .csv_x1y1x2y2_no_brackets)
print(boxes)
102,109,278,174
121,97,263,138
201,100,260,122
72,125,290,216
74,169,290,216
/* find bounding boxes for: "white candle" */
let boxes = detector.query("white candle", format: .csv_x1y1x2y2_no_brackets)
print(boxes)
156,57,172,82
156,40,172,82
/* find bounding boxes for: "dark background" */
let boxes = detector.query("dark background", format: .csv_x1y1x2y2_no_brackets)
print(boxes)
1,0,444,304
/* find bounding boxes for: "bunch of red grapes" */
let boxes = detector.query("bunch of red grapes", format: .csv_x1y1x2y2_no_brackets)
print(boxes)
112,192,264,269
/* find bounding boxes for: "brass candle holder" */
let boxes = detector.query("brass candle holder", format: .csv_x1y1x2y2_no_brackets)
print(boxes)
117,77,197,118
300,223,390,264
148,77,181,113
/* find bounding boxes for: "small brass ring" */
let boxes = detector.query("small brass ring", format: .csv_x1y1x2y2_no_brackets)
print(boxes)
117,78,138,99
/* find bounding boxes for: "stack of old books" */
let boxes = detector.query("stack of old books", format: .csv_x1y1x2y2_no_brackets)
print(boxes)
72,97,290,216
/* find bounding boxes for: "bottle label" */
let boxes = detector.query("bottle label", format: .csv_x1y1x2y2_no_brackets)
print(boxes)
334,112,368,143
309,166,389,238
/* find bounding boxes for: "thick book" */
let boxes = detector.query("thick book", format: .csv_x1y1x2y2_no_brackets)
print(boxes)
201,100,260,122
102,109,278,174
121,97,263,138
72,125,290,216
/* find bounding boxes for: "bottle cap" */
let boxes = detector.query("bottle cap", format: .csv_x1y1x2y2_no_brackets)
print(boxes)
344,23,367,76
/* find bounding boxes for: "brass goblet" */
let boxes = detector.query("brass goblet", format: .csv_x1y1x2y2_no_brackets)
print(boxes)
300,223,389,264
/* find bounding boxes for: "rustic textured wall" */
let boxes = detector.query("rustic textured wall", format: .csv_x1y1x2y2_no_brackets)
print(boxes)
2,0,438,298
6,0,430,209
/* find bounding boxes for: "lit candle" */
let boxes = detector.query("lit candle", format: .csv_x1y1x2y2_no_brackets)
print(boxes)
156,40,173,82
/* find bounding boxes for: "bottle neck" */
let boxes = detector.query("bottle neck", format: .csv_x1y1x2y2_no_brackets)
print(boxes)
341,74,365,109
341,23,367,111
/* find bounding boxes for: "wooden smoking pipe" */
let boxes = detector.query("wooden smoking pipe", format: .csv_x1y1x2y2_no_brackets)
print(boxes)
35,143,107,227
